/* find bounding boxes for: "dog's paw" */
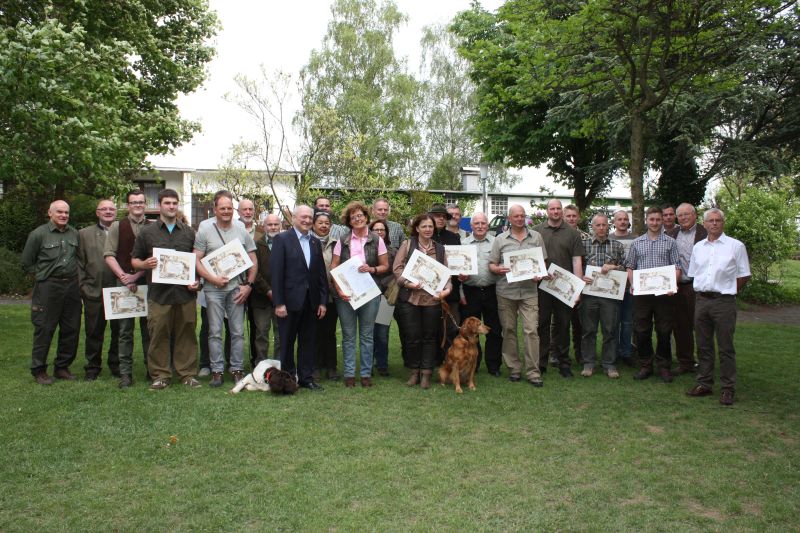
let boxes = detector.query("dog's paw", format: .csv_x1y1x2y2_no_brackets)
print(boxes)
468,384,476,391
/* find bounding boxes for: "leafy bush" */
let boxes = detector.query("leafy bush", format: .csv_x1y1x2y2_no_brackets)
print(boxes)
0,188,39,252
724,188,799,285
0,247,32,295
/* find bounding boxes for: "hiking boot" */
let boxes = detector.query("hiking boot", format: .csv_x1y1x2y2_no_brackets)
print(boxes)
360,376,372,388
633,369,652,380
118,374,133,389
344,377,356,388
686,385,712,397
406,370,420,387
232,370,244,384
209,372,223,388
34,372,53,385
720,389,735,406
54,368,76,381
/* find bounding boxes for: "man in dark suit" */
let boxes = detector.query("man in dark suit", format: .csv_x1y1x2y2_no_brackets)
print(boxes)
666,203,708,374
270,205,328,391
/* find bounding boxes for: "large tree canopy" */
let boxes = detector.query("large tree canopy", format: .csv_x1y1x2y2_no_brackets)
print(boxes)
0,1,218,200
453,0,799,233
297,0,419,190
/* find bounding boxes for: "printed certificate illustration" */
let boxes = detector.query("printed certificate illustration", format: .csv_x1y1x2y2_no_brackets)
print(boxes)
539,263,585,307
444,245,479,275
152,248,196,285
330,256,381,310
200,239,253,281
632,265,677,296
400,249,450,297
503,247,547,283
103,286,148,320
582,265,627,301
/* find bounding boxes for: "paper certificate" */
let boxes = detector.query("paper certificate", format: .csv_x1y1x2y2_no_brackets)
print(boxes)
582,265,627,301
103,286,148,320
503,247,547,283
400,249,450,297
444,245,479,275
539,263,585,308
375,295,395,326
330,256,381,310
632,265,677,296
152,248,196,285
200,239,253,281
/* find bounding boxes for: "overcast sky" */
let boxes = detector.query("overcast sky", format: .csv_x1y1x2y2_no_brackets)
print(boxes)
150,0,503,170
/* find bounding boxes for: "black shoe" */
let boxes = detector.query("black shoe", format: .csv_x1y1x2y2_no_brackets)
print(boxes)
301,381,324,391
509,375,521,382
527,378,543,388
559,367,574,378
633,369,652,380
489,369,501,377
84,371,100,382
109,367,121,378
118,374,132,389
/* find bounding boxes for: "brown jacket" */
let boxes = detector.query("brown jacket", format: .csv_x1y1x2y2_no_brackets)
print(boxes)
251,230,273,308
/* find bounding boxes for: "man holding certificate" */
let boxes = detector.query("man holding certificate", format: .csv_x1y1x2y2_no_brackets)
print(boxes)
489,204,548,387
131,189,201,390
194,190,258,388
579,214,626,379
624,206,680,383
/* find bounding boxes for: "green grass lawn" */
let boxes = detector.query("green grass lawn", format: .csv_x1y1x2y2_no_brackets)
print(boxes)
0,304,798,532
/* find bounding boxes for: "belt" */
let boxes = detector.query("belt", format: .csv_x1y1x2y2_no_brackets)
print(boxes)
697,291,728,299
464,284,496,291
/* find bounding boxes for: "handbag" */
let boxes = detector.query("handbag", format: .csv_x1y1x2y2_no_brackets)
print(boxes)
385,278,400,306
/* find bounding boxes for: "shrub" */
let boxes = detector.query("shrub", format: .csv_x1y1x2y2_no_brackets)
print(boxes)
0,247,33,296
0,188,39,252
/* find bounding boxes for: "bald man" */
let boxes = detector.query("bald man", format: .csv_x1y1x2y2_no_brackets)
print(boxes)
22,200,83,384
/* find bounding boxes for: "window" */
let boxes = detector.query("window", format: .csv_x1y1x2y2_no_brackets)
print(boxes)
443,193,458,206
138,182,164,209
491,196,508,216
192,194,213,228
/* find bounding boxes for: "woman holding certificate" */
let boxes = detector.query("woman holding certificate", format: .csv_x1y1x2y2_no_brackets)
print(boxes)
312,211,340,381
393,214,452,389
330,202,389,388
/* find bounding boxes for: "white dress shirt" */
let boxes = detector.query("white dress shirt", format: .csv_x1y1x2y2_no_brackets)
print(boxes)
688,233,750,295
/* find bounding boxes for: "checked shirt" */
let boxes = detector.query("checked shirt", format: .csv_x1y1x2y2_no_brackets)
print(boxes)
583,236,626,270
624,232,679,270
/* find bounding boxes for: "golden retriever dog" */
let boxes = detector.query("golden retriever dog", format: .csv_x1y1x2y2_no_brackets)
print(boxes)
439,316,490,393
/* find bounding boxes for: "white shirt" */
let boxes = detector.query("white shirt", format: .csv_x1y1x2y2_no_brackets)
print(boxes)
688,233,750,295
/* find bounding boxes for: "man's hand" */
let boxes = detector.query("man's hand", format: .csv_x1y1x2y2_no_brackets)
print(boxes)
142,256,158,270
126,283,138,292
187,281,201,292
210,275,229,289
275,304,288,318
234,284,251,304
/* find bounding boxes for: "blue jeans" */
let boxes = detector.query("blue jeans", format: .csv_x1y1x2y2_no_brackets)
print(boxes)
205,288,245,373
616,290,633,361
335,296,380,378
373,323,390,370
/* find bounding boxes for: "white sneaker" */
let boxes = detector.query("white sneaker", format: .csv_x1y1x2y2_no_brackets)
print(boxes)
580,367,594,377
198,367,211,377
606,368,620,379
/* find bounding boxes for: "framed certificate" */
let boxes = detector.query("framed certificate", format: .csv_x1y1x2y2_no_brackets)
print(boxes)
503,247,547,283
632,265,677,296
102,286,148,319
400,249,450,297
152,248,196,285
444,245,479,275
330,257,381,310
539,263,585,308
582,265,627,300
200,239,253,281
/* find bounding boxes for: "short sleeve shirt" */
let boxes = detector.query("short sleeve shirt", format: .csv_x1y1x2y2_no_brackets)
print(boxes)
532,220,584,270
194,222,257,292
489,229,548,300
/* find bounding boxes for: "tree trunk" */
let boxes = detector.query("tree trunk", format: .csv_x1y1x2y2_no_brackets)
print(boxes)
629,111,646,235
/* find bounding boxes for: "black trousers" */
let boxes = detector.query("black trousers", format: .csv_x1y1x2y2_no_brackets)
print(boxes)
633,294,674,371
278,291,318,384
315,300,339,371
394,300,441,370
537,288,572,369
30,277,81,374
82,297,120,374
461,284,503,373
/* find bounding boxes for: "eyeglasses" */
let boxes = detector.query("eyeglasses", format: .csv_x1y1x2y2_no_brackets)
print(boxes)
98,208,116,212
373,227,386,232
350,213,366,221
128,201,146,206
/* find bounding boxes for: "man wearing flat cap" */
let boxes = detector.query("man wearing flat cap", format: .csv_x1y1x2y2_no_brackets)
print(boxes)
429,203,461,359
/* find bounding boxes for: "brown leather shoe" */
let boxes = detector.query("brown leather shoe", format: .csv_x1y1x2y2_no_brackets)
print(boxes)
720,389,735,406
54,368,76,381
659,369,674,383
232,370,244,384
34,372,53,385
344,377,356,388
406,370,420,387
686,385,712,397
633,369,652,380
672,365,695,376
360,377,372,388
420,370,432,390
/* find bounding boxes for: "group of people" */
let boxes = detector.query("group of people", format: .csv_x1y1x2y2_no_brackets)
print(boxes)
22,191,750,405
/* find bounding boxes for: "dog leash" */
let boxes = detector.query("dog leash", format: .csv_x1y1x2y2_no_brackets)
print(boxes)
440,300,460,348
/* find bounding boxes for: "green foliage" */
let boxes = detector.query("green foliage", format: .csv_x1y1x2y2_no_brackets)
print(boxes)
0,1,218,201
298,0,420,189
0,248,32,295
304,189,443,230
724,187,799,284
0,187,39,252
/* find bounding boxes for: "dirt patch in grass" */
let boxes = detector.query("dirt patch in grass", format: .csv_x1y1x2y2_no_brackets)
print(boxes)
742,502,763,517
645,425,664,434
686,500,726,522
739,304,800,326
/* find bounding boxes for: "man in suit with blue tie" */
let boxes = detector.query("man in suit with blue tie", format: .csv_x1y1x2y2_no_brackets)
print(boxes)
270,205,328,391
